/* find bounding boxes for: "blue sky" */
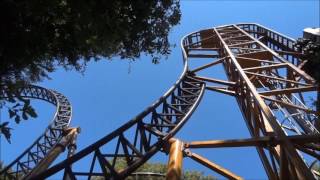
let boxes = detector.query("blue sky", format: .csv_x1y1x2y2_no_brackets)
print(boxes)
1,0,319,179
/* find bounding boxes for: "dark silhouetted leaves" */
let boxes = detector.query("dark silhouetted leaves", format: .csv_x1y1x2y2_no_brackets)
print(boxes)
295,38,320,82
0,0,180,142
15,116,21,124
0,122,12,143
8,109,15,118
294,38,320,130
1,84,38,142
0,0,181,85
26,106,37,118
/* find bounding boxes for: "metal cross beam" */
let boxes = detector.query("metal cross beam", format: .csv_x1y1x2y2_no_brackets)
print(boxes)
184,23,319,180
30,75,206,179
1,23,318,180
0,85,73,179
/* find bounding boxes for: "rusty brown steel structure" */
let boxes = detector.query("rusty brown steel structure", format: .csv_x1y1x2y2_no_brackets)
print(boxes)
166,139,184,180
0,85,73,179
1,23,319,180
182,23,319,180
23,69,206,179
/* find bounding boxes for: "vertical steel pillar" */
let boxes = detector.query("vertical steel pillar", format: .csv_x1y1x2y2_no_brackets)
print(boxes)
24,127,80,180
182,24,319,179
166,138,184,180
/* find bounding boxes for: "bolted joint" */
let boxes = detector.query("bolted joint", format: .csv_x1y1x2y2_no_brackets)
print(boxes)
24,127,81,180
187,70,196,76
268,135,279,147
183,148,192,157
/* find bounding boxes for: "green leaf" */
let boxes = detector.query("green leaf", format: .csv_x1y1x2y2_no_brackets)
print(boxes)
8,94,16,103
8,109,15,118
0,122,9,127
0,122,12,143
24,99,31,106
22,112,28,120
12,103,21,108
15,115,21,124
26,107,38,118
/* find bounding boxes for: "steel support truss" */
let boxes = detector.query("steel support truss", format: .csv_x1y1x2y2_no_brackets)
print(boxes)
27,75,206,179
1,23,319,180
182,23,319,179
0,85,73,179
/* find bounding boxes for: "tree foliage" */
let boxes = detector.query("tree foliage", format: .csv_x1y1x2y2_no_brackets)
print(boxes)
92,158,216,180
0,0,181,142
0,81,38,143
295,38,320,82
0,0,181,82
294,38,320,130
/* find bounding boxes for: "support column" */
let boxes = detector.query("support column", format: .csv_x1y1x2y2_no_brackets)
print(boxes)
25,127,80,180
166,138,184,180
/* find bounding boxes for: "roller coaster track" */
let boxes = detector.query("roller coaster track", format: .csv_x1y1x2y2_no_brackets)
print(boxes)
1,23,319,180
0,86,72,179
182,23,319,180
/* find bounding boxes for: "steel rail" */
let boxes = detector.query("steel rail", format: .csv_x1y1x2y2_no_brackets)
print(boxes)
223,24,316,179
236,23,304,67
2,23,318,180
182,23,318,179
30,29,206,179
0,85,72,179
237,24,319,136
160,23,318,179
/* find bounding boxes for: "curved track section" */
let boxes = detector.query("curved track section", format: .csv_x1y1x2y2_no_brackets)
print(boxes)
0,86,72,179
34,76,205,179
2,23,319,179
31,33,205,179
184,23,319,179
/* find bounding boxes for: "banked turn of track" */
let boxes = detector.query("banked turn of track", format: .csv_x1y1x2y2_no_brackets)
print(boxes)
0,27,206,179
0,86,72,179
1,23,319,179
